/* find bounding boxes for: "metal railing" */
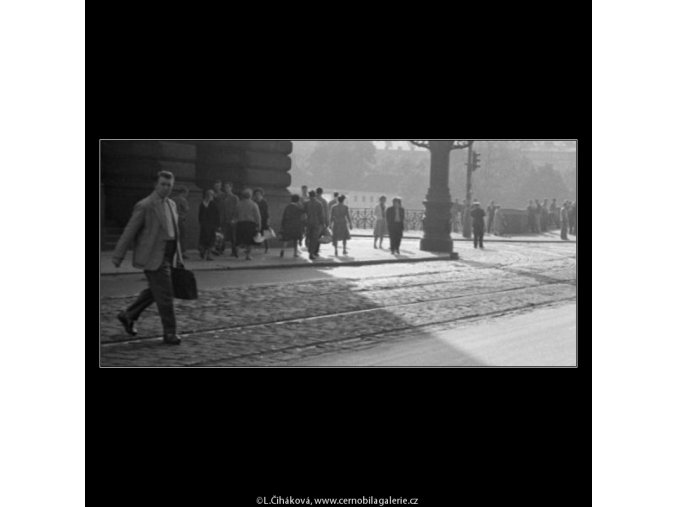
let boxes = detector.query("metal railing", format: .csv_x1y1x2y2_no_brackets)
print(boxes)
348,208,426,231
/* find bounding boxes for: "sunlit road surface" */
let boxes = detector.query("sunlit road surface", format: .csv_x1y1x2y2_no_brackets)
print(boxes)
283,303,576,367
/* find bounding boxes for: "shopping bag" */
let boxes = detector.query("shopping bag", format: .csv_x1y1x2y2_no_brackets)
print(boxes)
319,227,333,244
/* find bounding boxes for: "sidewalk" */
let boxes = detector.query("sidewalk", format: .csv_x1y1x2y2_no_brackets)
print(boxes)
100,237,450,275
101,232,576,276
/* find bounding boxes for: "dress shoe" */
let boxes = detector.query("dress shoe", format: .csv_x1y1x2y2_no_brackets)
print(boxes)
163,334,182,345
117,312,138,336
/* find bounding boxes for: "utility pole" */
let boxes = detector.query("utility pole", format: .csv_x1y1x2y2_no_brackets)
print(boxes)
463,141,475,238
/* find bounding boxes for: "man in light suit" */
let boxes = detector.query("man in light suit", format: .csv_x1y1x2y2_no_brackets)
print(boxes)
112,171,183,345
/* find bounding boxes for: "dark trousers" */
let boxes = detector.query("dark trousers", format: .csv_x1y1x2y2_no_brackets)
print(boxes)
218,222,237,254
389,223,404,252
125,241,177,336
473,223,485,248
561,223,569,240
179,217,187,253
199,225,216,253
307,224,322,256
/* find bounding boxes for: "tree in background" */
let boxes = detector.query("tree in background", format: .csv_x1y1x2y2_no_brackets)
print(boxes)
290,140,576,210
304,140,377,189
520,164,572,204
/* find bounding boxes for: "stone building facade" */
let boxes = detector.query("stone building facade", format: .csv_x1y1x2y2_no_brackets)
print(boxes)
101,140,292,250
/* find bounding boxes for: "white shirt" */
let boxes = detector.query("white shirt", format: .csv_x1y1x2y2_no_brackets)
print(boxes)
162,198,176,239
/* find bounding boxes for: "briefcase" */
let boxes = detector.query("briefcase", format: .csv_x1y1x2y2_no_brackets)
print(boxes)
171,267,199,300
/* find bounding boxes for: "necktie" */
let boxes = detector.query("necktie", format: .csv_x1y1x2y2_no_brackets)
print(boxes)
165,200,176,239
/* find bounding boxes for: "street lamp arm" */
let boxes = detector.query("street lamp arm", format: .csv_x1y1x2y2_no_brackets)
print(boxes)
449,140,474,151
410,140,474,151
409,140,431,149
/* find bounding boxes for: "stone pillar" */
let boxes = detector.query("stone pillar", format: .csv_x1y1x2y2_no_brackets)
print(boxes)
242,141,292,233
420,141,454,253
194,140,292,233
100,140,198,248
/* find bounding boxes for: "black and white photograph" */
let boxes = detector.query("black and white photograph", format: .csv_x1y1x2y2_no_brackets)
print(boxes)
99,139,577,367
8,0,677,505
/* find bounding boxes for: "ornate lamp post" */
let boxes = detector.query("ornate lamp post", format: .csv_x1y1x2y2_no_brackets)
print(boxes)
410,140,473,254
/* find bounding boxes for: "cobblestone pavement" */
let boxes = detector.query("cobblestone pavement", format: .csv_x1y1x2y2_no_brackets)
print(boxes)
99,242,577,367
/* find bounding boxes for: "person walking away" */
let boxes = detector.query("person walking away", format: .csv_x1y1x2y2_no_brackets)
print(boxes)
279,194,306,258
331,195,353,256
304,190,325,260
253,188,270,254
315,187,329,255
198,189,219,260
493,205,504,236
386,197,405,255
560,202,570,240
569,200,577,235
373,195,388,249
111,170,182,345
550,199,559,228
328,192,339,218
542,199,550,231
218,182,239,257
487,201,496,236
471,201,486,249
534,199,542,234
527,200,536,233
299,185,310,250
174,186,190,259
235,189,261,261
452,199,462,234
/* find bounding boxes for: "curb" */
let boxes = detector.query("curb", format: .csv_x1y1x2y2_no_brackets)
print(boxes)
100,255,455,277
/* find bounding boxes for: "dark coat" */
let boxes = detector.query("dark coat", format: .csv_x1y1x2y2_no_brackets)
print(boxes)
304,198,325,227
281,203,306,241
198,201,220,228
471,207,486,228
386,206,406,234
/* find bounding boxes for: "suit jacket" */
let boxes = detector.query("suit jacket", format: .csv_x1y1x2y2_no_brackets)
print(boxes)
112,192,181,271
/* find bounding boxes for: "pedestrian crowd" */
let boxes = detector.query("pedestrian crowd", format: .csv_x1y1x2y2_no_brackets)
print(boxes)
178,180,414,261
526,198,577,240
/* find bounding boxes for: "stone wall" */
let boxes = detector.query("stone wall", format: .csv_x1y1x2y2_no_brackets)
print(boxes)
101,140,293,250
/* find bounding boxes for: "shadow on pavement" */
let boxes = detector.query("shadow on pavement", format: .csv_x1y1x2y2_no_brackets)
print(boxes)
100,264,486,367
